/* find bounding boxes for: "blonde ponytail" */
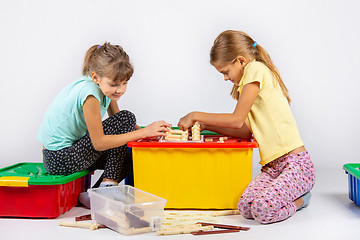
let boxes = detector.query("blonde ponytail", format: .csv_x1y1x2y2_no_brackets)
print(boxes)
210,30,291,104
82,45,100,76
255,44,291,103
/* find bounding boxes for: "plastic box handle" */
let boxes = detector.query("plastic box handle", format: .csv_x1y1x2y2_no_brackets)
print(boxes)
0,176,30,187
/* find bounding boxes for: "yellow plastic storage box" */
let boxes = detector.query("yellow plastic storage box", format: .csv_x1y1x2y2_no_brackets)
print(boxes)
128,136,258,209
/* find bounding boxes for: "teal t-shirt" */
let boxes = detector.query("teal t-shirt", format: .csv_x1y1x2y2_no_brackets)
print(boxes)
37,76,111,150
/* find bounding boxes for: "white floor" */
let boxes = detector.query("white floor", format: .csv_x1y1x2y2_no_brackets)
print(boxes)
1,166,359,240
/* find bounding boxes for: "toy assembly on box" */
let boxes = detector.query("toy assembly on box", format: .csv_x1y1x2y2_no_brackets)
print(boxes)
0,122,259,236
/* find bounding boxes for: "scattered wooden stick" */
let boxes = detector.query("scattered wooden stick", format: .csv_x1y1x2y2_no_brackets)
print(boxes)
75,214,92,221
197,222,250,231
210,210,240,216
163,210,238,218
191,229,240,235
58,221,99,231
157,224,214,236
123,227,152,235
74,214,107,228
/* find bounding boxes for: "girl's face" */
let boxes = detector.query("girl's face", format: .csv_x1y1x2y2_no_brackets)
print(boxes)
92,72,128,101
214,56,248,86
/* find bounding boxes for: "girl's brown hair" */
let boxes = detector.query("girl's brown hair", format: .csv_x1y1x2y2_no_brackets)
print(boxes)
210,30,291,104
82,42,133,82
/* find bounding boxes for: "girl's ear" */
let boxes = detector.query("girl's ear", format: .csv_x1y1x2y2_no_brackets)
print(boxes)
91,72,100,84
235,56,247,65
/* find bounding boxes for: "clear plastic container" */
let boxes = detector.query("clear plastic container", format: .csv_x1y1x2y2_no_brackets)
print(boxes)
88,185,166,235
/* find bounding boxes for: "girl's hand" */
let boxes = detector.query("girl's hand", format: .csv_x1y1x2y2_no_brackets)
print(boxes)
199,122,207,131
142,121,171,138
178,112,196,130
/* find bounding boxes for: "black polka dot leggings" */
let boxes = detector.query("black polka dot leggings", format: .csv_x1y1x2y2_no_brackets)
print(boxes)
42,110,136,183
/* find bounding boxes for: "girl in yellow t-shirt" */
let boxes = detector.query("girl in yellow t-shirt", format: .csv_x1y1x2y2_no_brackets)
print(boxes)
178,30,315,224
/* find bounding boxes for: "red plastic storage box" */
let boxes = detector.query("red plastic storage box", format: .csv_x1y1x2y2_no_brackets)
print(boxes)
0,162,91,218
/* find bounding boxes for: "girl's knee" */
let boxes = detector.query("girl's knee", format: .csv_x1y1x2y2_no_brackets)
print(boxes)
250,198,276,224
117,110,136,122
112,110,137,130
238,195,254,219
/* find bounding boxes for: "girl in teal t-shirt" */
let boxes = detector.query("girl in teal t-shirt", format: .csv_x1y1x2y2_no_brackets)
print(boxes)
37,42,171,188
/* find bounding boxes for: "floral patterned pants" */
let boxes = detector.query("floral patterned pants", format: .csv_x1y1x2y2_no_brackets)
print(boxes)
238,151,315,224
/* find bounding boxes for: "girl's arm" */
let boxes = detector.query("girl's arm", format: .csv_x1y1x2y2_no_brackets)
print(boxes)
107,100,120,117
83,95,170,151
178,82,260,131
203,124,252,139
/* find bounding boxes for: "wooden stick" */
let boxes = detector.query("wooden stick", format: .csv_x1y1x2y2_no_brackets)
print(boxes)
191,229,240,235
210,210,240,216
219,137,228,141
165,134,182,139
164,137,182,141
168,130,186,134
75,214,92,221
58,221,99,231
123,227,152,235
157,225,214,236
164,211,235,217
197,222,250,231
159,223,202,231
191,122,201,141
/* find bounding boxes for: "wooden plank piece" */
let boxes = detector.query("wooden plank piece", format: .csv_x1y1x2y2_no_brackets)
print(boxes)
75,214,92,221
197,222,250,231
191,229,240,235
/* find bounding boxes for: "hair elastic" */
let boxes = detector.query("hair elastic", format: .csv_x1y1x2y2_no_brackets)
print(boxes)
97,45,101,50
252,41,257,48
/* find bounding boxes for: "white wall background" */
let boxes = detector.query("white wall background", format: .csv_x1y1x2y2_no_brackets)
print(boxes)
0,0,359,174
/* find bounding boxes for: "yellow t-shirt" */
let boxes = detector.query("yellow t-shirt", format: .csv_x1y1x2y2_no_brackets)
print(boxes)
238,61,304,165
